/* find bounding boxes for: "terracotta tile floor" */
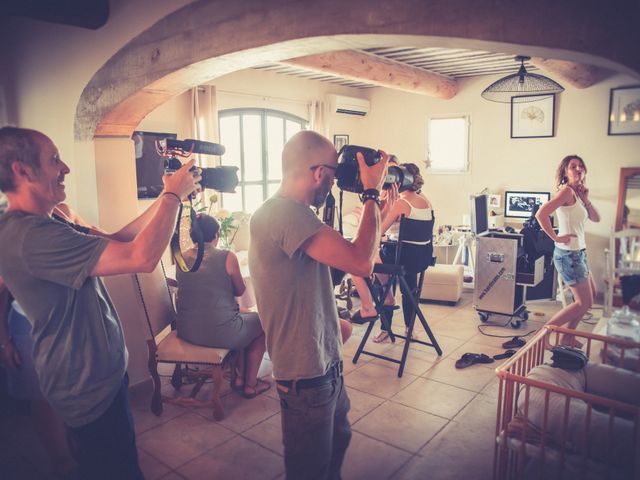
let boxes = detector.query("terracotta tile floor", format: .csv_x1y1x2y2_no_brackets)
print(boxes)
0,292,603,479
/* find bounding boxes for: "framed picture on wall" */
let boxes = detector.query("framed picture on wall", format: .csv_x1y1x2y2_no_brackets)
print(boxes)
333,134,349,151
510,94,555,138
608,85,640,135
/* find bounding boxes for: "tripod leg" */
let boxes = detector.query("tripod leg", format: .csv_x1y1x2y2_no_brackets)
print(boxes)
352,320,376,364
399,277,442,356
365,276,396,342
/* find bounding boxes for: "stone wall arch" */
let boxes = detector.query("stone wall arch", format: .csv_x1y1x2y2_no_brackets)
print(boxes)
75,0,640,140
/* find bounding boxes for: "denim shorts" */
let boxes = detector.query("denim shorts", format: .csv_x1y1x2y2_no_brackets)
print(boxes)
553,247,589,286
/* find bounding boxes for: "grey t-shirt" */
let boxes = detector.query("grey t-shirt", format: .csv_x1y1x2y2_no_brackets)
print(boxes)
0,211,127,427
249,196,341,380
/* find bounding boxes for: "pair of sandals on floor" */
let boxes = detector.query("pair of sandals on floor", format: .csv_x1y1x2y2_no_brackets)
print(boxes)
454,336,527,369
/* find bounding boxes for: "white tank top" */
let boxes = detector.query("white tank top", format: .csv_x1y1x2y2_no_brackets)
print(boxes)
387,199,433,240
555,188,588,251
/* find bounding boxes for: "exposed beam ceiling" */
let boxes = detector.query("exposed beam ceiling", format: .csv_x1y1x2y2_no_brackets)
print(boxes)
255,47,607,96
530,57,605,89
279,50,457,99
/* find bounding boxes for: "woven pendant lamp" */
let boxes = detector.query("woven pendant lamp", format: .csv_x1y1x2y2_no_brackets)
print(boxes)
481,55,564,103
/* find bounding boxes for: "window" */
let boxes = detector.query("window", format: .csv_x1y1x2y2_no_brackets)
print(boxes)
218,109,307,213
427,115,470,173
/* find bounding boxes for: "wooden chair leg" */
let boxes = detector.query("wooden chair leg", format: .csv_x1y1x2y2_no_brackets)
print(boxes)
147,340,163,416
171,363,183,390
211,365,225,421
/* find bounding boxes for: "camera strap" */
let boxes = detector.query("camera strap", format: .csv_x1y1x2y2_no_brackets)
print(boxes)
170,200,204,273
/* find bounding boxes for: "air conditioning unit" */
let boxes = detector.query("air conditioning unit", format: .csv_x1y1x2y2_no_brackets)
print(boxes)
327,94,370,116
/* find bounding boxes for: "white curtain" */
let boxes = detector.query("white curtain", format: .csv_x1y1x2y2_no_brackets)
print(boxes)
190,85,220,208
309,100,328,138
190,85,220,167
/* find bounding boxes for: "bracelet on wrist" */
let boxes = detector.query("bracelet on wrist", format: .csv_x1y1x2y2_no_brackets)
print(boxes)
360,188,381,208
162,191,182,204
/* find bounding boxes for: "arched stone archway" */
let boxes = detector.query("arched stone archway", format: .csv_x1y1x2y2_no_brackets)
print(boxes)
75,0,640,140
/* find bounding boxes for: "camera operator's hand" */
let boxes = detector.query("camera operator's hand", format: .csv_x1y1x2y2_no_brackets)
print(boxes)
162,159,202,200
381,182,399,218
356,150,389,192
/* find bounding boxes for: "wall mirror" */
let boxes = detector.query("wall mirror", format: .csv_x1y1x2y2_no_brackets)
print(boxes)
609,168,640,309
616,168,640,232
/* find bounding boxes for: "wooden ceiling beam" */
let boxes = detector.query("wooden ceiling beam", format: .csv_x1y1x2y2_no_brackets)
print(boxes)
530,57,605,89
280,50,458,99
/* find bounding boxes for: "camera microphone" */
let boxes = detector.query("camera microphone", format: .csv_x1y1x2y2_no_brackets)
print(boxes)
164,139,226,156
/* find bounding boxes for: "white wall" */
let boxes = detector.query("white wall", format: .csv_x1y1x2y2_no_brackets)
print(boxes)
360,73,640,289
140,68,640,291
0,0,193,224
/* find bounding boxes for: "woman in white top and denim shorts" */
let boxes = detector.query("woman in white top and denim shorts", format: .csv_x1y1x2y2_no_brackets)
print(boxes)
536,155,601,347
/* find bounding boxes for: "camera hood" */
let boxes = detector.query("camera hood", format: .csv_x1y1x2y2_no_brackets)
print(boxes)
335,144,414,193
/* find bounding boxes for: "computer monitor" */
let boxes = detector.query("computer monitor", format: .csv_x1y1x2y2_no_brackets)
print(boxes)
504,191,550,219
471,194,488,235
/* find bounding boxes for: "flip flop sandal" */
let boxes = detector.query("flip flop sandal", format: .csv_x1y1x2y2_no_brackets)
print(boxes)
351,310,379,325
455,353,495,369
381,305,400,313
493,349,517,360
243,378,271,399
502,337,526,349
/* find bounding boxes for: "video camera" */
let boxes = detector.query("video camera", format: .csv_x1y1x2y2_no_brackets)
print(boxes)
335,145,414,194
155,138,239,274
156,138,239,193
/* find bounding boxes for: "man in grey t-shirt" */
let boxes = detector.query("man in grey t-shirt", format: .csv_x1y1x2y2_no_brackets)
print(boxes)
0,127,200,480
250,131,389,479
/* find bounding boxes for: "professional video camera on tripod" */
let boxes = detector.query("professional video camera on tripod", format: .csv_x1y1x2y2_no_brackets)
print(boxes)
156,138,239,273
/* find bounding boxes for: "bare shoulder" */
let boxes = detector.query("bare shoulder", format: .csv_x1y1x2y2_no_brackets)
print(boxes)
556,186,575,205
420,194,433,209
225,249,240,267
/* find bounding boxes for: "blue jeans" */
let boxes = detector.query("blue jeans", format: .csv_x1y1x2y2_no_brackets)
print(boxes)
277,373,351,480
68,373,143,480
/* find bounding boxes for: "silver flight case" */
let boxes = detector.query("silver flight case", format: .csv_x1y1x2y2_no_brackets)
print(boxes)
473,232,543,328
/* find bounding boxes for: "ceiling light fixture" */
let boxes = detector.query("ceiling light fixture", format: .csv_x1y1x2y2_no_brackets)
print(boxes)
481,55,564,103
